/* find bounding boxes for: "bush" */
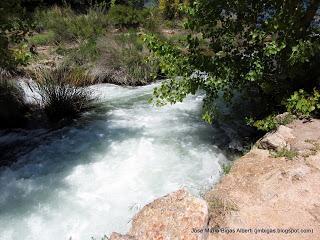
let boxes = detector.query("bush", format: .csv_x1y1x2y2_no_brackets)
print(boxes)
286,89,320,118
107,4,150,28
12,43,32,66
159,0,189,19
0,75,28,128
247,113,295,132
35,67,94,122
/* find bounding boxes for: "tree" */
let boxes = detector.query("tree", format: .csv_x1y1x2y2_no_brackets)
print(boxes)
145,0,320,123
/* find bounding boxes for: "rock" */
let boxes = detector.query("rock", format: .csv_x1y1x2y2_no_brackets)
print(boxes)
129,189,208,240
258,125,295,150
109,233,136,240
205,119,320,240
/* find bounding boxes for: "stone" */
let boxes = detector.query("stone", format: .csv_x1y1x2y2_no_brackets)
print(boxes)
129,189,208,240
258,125,295,150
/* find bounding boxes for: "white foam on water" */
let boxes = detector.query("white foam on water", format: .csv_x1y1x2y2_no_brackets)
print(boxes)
0,83,229,240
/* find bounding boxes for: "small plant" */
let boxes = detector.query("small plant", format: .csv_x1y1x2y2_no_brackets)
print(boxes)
35,67,95,123
12,43,32,66
272,148,298,160
286,89,320,118
247,113,295,132
222,164,231,175
28,31,55,46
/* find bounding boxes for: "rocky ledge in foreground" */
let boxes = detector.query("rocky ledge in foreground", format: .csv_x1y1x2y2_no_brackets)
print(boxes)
111,119,320,240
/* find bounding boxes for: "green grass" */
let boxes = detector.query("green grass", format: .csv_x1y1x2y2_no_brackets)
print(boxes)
272,148,298,160
34,5,108,42
29,31,55,45
222,163,232,175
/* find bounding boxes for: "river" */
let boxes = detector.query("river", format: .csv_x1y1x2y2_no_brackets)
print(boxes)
0,83,229,240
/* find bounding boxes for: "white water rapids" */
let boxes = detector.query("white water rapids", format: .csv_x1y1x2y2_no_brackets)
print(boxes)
0,83,229,240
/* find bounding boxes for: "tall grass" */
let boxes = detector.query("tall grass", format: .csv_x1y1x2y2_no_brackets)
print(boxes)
93,32,160,85
35,67,94,123
34,5,109,42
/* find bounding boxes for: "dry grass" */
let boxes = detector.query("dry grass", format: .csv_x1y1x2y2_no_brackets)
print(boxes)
34,67,95,123
91,33,159,86
205,194,238,227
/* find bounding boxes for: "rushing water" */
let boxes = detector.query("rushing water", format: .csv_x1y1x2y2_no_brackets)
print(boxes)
0,83,229,240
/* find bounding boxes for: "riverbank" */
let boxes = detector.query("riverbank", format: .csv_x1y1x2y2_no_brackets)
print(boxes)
110,118,320,240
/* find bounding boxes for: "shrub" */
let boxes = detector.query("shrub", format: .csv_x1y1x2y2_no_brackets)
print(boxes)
12,43,32,66
286,89,320,118
35,67,94,122
159,0,189,19
247,113,295,132
0,76,28,128
107,4,150,28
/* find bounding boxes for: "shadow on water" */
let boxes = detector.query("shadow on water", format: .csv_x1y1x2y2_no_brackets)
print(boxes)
0,104,144,217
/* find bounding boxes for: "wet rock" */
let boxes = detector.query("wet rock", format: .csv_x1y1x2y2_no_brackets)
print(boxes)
129,189,208,240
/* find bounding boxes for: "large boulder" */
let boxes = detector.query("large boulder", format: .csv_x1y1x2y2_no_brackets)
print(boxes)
123,189,209,240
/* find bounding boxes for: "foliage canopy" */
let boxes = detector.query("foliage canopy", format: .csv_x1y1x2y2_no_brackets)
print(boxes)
145,0,320,123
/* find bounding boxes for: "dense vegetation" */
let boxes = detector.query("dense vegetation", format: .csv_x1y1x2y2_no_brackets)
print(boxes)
0,0,319,132
0,0,165,128
145,0,320,130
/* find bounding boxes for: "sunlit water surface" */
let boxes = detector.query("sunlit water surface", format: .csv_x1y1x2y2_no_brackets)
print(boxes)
0,83,229,240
